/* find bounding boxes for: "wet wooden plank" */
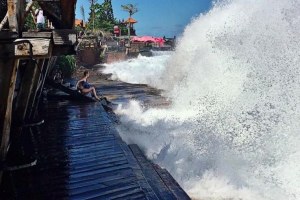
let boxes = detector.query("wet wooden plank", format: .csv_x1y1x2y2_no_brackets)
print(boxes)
71,157,127,170
92,187,145,200
153,164,191,200
69,173,136,191
70,160,129,175
72,184,141,200
69,164,131,179
118,142,159,200
69,177,139,196
1,99,187,199
104,189,145,200
68,171,136,189
129,144,177,200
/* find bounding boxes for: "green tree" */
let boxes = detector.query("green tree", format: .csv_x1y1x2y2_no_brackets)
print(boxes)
104,0,114,21
24,1,40,31
88,0,116,32
24,14,36,30
89,0,97,31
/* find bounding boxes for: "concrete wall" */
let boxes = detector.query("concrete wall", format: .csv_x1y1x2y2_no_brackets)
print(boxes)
105,52,127,64
77,48,101,66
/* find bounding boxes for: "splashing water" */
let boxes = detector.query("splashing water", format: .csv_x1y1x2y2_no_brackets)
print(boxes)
104,1,300,199
102,52,171,87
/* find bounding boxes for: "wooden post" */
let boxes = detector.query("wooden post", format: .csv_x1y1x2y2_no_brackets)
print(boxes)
7,0,25,33
13,59,41,128
0,43,19,184
11,38,52,121
25,59,45,120
31,57,57,119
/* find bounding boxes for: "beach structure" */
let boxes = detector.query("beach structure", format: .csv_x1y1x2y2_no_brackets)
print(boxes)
124,17,137,36
0,0,77,185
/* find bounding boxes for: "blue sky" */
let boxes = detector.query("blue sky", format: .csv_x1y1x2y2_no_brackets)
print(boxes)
76,0,212,37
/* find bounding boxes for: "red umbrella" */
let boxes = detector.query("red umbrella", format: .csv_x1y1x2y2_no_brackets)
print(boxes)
131,36,165,46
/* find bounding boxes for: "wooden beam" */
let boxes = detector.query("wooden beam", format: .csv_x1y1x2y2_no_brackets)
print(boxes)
2,0,32,32
0,12,8,31
0,43,19,184
30,57,57,119
14,39,52,58
7,0,18,32
7,0,25,32
25,59,45,120
13,60,41,127
22,32,52,38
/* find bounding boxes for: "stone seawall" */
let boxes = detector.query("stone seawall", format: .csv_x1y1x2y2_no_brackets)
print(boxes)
77,48,102,66
78,48,153,65
105,51,128,63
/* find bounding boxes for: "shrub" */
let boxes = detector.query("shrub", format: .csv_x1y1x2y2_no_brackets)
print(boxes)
55,55,76,78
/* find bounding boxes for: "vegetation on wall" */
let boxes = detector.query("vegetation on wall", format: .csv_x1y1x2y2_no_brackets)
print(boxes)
24,14,36,30
56,55,77,78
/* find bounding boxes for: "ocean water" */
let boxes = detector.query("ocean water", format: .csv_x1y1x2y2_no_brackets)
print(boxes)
102,0,300,199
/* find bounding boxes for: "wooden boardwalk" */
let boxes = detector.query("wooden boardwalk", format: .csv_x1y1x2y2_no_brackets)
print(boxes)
0,100,190,200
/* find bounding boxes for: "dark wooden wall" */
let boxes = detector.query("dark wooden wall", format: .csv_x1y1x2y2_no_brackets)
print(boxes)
0,0,77,185
39,0,77,29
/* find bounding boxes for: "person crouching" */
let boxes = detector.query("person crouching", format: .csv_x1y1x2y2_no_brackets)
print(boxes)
76,70,101,100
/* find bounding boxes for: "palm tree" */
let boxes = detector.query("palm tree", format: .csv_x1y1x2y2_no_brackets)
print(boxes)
121,4,138,18
80,5,85,23
121,4,138,45
89,0,97,31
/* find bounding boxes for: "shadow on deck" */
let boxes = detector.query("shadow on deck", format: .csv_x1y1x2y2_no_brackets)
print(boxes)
0,100,190,199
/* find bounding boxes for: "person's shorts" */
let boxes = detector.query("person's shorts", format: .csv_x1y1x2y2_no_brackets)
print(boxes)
37,23,44,29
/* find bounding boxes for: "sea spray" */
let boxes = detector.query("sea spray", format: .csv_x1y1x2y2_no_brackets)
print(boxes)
104,0,300,199
102,52,171,87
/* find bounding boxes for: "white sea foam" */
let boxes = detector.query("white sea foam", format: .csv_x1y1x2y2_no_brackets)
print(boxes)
104,0,300,199
102,51,171,88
